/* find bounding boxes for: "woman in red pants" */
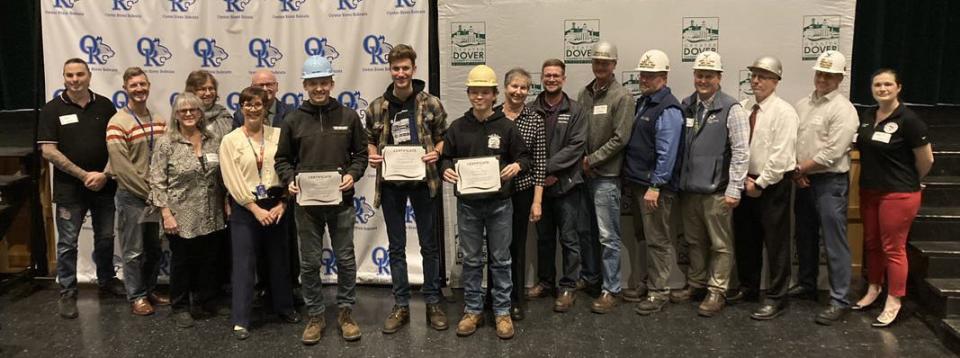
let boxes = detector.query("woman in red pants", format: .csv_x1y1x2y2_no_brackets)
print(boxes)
853,68,934,327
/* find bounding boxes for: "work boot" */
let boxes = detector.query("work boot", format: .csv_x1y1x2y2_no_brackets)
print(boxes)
382,305,410,334
634,295,668,315
553,290,576,312
622,286,646,302
131,297,155,316
495,314,514,340
591,291,619,314
147,291,171,306
671,286,707,303
426,303,449,331
697,291,726,317
338,307,362,341
526,282,555,299
58,293,79,319
456,313,483,337
301,315,325,345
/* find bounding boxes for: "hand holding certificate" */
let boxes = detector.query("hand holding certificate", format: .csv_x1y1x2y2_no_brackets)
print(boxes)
296,171,342,206
382,145,426,181
455,156,501,195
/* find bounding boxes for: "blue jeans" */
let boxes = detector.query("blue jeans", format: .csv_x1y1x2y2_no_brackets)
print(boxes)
589,178,623,294
381,183,441,306
55,194,117,296
296,204,357,316
536,187,584,290
795,173,852,307
458,198,513,316
115,189,162,301
579,186,603,286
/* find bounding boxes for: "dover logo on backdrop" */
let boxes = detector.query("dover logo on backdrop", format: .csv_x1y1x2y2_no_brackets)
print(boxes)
802,15,840,61
224,0,252,12
621,71,641,97
194,38,229,67
681,17,719,62
738,70,755,101
563,20,599,64
249,38,283,68
112,0,139,11
169,0,197,12
79,35,115,65
450,22,485,66
526,72,543,102
304,37,340,63
362,35,393,65
137,38,173,67
354,196,376,224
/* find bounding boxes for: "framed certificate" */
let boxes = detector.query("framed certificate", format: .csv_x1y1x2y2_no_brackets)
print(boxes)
454,156,501,196
295,171,342,206
382,145,426,182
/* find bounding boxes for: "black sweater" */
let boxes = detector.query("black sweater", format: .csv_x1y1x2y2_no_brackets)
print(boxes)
441,109,531,200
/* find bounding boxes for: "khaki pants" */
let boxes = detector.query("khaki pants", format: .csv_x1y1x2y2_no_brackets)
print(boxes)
680,193,734,294
629,183,678,298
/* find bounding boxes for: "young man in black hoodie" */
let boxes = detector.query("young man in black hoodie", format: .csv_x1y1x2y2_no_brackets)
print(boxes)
442,65,530,340
365,44,449,333
275,55,368,344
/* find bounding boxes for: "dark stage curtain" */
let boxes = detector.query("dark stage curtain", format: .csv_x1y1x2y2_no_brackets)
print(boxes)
851,0,960,105
0,1,43,111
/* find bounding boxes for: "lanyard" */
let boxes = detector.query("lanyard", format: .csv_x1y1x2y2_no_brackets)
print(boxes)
127,106,154,163
242,126,266,183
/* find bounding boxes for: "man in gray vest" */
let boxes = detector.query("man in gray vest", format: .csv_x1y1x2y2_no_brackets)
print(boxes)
675,51,750,317
576,41,636,313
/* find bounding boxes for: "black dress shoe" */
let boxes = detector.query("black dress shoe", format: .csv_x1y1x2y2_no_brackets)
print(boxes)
815,305,849,325
787,285,817,300
727,288,758,304
750,302,786,320
233,326,250,340
280,311,302,323
510,305,524,321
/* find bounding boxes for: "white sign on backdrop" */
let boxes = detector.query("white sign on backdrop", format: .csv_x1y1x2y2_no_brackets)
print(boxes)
41,0,430,285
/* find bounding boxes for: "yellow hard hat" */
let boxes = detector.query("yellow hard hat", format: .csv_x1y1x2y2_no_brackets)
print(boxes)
465,65,498,87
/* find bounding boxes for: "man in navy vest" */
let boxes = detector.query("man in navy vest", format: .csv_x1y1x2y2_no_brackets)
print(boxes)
623,49,684,316
675,51,750,317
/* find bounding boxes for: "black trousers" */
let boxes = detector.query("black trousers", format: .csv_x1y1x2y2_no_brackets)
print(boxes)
733,179,792,303
509,188,534,305
230,201,294,328
168,232,220,312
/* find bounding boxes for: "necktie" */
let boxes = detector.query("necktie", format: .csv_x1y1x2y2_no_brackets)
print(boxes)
749,104,760,143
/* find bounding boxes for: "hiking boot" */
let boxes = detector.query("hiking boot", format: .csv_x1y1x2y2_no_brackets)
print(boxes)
495,314,514,340
382,305,410,334
426,303,449,331
338,307,362,341
456,313,483,337
301,315,325,345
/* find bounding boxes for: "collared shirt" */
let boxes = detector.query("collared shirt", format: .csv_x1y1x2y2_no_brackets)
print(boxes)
219,125,282,206
741,93,798,188
794,90,859,174
106,107,168,199
148,132,225,239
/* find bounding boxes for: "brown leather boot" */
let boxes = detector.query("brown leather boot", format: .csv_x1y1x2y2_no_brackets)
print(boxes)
591,291,619,314
338,307,362,341
131,297,155,316
697,292,726,317
526,283,555,299
382,305,410,334
553,290,576,312
495,314,514,340
426,303,448,331
456,313,483,337
301,315,325,345
148,292,171,306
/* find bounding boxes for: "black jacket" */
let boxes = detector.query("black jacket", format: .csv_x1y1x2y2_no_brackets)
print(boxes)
275,99,368,202
528,92,587,197
441,109,531,200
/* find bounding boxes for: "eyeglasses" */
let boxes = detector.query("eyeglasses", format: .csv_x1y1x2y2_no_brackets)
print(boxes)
242,103,265,110
177,108,202,115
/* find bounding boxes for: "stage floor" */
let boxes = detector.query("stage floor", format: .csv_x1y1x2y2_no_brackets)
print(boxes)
0,281,953,357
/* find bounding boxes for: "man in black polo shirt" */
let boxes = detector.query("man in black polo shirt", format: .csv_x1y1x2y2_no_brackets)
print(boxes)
38,58,124,319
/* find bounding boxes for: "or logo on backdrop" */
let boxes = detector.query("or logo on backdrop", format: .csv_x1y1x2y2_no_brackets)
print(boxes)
279,0,306,12
362,35,393,66
226,91,242,112
112,0,139,11
738,70,755,101
168,0,197,12
337,0,362,10
563,20,600,64
224,0,252,12
395,0,415,7
622,71,641,97
249,38,283,68
54,0,79,8
338,90,369,122
281,92,304,108
194,38,230,68
526,72,543,102
681,17,719,62
79,35,115,65
387,0,423,15
137,37,173,67
802,15,840,61
158,249,172,277
404,202,416,224
112,91,128,108
450,22,485,66
304,37,341,63
372,247,390,275
321,248,337,275
354,196,376,224
169,92,179,107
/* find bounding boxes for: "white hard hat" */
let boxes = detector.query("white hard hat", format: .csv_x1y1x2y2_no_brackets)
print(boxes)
692,51,722,72
635,49,670,72
812,50,846,74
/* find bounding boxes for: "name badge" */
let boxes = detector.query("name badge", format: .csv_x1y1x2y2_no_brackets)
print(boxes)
871,132,892,143
558,114,571,124
593,105,608,115
685,117,695,128
333,126,349,131
391,110,413,144
59,114,79,125
204,153,220,163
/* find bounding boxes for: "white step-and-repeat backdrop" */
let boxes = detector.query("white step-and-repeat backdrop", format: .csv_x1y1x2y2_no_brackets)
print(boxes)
41,0,429,285
439,0,856,288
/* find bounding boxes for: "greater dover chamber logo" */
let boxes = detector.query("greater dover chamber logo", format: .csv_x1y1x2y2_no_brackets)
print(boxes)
563,20,600,64
681,17,719,62
526,72,543,102
621,71,641,97
738,70,754,101
802,15,840,61
450,22,485,66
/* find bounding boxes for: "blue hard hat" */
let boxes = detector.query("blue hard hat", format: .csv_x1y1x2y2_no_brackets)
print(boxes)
302,55,334,79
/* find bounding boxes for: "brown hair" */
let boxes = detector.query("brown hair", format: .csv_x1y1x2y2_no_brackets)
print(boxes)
504,67,532,88
63,58,90,74
387,44,417,65
122,67,147,84
541,58,565,74
871,68,901,86
238,86,269,108
184,70,218,92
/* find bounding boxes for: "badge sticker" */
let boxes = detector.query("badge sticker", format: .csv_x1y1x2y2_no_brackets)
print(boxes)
685,117,694,128
593,105,608,115
487,134,501,150
59,114,79,125
883,122,899,133
204,153,220,164
871,132,891,143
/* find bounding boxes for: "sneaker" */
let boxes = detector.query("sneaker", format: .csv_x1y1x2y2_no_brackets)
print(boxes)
338,307,362,341
98,277,126,297
495,314,514,340
634,295,668,316
173,311,194,328
382,305,410,334
426,303,449,331
58,293,79,319
697,292,726,317
301,315,325,345
591,291,619,314
456,313,483,337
